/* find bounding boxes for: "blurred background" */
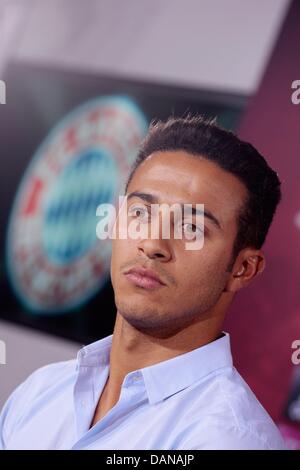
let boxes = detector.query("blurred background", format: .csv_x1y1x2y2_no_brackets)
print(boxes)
0,0,300,449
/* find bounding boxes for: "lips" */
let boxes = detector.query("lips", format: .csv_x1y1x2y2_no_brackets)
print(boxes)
124,266,166,290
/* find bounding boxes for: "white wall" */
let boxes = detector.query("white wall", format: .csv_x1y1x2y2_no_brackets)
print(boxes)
1,0,291,94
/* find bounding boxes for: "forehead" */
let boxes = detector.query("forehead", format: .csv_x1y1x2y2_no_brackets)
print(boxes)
127,151,247,224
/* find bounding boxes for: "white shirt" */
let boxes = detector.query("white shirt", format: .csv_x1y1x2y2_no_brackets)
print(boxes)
0,332,285,449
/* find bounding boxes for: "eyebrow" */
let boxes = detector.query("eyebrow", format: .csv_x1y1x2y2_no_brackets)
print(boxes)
126,191,222,230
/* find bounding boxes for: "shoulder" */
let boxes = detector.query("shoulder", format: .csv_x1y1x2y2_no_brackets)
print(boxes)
181,367,286,450
10,358,78,401
0,359,77,446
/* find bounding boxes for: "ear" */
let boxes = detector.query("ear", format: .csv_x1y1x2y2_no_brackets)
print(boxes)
224,248,266,293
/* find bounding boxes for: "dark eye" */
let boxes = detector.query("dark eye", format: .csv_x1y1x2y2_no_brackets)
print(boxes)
182,223,204,238
128,205,149,222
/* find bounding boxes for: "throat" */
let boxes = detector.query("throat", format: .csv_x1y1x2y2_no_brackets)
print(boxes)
89,378,120,428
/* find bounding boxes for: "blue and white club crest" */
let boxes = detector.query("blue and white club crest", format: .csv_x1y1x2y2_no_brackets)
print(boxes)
7,96,148,314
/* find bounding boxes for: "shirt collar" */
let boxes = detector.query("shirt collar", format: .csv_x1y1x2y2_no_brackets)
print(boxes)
76,332,233,405
76,334,112,368
141,332,233,404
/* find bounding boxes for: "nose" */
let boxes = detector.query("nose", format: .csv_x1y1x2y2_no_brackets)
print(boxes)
136,206,173,261
137,237,172,261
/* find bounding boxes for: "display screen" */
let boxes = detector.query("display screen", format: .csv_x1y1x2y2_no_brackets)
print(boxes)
0,61,245,343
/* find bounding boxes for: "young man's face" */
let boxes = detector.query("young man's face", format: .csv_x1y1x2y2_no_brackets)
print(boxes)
110,150,247,333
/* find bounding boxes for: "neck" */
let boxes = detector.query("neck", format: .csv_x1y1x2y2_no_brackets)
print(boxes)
108,297,231,388
91,295,231,425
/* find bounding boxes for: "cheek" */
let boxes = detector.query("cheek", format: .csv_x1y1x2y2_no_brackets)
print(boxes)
178,247,229,287
110,240,122,283
111,238,135,277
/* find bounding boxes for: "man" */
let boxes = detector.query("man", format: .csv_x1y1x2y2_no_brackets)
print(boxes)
0,116,285,449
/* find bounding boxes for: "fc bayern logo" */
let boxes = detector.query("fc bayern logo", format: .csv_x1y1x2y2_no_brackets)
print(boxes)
6,96,148,314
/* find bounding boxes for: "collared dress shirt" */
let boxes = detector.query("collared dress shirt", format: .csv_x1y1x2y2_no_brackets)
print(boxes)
0,333,285,449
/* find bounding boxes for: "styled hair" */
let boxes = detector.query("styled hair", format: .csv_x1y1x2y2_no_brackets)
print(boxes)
125,115,282,259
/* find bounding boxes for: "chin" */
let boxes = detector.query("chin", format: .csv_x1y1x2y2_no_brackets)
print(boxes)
116,299,181,334
117,299,152,319
116,297,160,322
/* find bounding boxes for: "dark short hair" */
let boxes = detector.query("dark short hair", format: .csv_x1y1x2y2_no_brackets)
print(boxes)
125,115,282,260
